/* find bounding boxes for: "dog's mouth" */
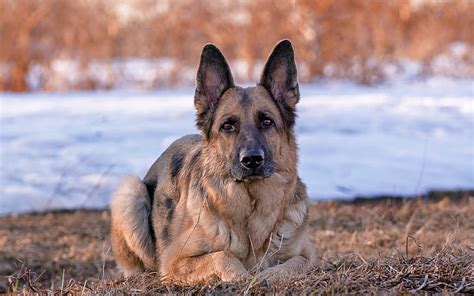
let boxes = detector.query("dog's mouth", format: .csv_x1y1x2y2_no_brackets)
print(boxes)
230,157,276,182
238,173,266,182
231,169,274,182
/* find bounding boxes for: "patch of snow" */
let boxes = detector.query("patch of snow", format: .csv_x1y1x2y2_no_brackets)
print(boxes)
0,78,473,215
429,42,474,78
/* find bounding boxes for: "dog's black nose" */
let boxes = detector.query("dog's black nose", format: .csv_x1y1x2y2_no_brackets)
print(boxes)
240,149,264,169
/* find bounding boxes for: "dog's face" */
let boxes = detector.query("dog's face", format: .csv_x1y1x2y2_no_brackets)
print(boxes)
210,87,280,181
194,40,299,181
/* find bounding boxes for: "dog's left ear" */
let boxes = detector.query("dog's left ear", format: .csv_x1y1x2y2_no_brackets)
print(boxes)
195,44,234,135
259,39,299,127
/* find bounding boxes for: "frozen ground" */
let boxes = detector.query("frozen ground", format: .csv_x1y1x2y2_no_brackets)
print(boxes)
0,78,473,215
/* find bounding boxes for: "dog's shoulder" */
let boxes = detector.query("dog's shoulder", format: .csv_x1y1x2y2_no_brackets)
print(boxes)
143,134,201,198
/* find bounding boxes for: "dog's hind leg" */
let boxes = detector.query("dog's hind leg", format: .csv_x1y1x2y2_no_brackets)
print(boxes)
110,175,156,276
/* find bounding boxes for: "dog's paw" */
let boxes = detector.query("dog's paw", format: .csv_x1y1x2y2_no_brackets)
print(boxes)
220,268,250,283
255,266,289,285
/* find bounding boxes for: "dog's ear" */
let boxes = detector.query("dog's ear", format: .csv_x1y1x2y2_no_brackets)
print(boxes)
194,44,234,135
259,39,299,127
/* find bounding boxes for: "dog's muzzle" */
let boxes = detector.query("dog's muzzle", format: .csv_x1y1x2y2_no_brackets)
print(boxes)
239,148,264,170
231,148,274,182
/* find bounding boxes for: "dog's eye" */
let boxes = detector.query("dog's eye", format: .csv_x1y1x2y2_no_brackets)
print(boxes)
262,118,274,128
221,122,235,132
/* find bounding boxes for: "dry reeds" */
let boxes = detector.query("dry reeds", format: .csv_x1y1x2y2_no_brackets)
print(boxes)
1,0,473,91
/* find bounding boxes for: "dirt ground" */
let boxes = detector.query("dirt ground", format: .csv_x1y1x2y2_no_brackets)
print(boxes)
1,191,473,294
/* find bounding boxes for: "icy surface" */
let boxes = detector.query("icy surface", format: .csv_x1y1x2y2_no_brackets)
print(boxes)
1,78,473,215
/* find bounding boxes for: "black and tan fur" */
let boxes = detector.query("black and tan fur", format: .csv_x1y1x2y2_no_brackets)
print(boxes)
110,40,314,284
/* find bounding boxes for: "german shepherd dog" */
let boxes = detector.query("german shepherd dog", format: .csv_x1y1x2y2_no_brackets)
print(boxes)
110,40,314,284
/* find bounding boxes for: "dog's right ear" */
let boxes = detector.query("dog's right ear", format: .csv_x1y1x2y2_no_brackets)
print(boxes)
194,44,234,136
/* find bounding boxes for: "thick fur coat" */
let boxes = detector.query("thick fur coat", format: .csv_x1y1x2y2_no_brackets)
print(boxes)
110,40,314,284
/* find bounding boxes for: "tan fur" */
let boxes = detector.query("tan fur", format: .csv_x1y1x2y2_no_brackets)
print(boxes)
111,40,315,284
110,175,156,276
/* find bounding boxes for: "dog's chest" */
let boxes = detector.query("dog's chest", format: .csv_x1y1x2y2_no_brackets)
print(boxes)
213,177,290,261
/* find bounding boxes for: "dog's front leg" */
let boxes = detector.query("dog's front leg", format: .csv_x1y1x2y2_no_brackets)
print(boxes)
163,251,249,284
257,255,311,284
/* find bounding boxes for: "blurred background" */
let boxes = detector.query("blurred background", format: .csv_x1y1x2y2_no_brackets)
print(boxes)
1,0,473,91
0,0,473,215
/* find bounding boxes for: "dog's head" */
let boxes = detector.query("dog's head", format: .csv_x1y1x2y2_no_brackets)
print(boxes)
194,40,299,182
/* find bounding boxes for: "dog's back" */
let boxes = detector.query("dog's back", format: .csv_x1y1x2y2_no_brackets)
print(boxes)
143,134,201,199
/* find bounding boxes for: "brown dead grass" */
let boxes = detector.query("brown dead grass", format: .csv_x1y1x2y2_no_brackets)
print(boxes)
1,192,473,294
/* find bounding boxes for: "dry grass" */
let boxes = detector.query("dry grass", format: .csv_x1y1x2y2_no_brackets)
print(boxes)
1,192,473,294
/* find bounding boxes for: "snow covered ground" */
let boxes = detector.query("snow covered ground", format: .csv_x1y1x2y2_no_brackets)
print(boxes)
1,78,473,215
